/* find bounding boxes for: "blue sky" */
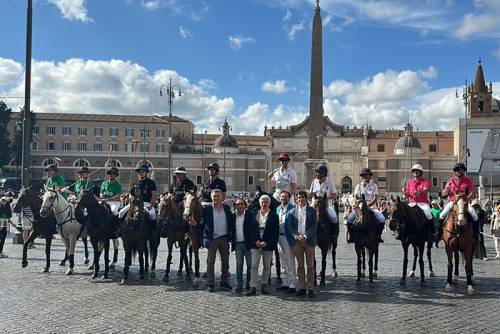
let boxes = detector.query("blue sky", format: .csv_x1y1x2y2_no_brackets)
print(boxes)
1,0,500,134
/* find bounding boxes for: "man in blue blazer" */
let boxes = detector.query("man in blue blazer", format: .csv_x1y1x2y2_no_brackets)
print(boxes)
200,189,234,292
285,190,318,297
276,191,297,293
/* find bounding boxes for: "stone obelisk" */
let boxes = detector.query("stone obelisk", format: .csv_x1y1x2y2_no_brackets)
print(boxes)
305,0,326,187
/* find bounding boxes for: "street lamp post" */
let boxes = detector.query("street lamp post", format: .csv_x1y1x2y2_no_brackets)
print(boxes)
487,129,499,202
21,0,33,187
456,80,474,168
160,78,182,189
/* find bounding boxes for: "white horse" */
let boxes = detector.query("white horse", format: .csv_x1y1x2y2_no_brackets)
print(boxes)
40,188,86,275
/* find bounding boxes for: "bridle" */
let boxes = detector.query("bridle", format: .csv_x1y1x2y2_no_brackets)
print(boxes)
41,189,74,227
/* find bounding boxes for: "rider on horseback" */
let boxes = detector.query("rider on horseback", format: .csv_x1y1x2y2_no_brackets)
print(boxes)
118,162,157,221
169,166,197,204
309,164,338,224
346,168,386,243
68,166,94,197
199,163,226,206
439,163,478,225
268,153,297,204
45,164,68,200
100,167,123,217
402,164,436,240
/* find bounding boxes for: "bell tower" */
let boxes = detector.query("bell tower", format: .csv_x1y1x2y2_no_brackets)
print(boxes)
468,58,493,118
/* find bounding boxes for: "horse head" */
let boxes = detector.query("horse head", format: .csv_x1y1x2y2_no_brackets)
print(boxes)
13,186,38,214
454,196,468,227
353,195,369,227
312,192,328,220
183,191,202,223
40,188,59,218
388,196,405,232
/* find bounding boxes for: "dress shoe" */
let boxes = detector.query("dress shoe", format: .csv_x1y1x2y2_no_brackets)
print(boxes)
246,287,257,296
308,290,315,298
277,285,289,291
207,284,215,293
234,284,243,293
219,282,232,291
295,289,306,296
261,284,270,295
286,287,296,294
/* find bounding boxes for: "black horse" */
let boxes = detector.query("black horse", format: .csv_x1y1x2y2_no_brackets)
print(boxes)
76,189,115,279
14,187,57,273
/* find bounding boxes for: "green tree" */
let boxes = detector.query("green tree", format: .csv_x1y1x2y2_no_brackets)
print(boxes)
10,107,36,168
0,101,12,166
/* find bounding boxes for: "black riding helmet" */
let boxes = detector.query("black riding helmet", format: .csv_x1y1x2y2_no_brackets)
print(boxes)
315,164,328,176
106,166,119,176
77,166,90,174
45,164,58,172
453,162,467,172
135,162,150,173
359,167,373,176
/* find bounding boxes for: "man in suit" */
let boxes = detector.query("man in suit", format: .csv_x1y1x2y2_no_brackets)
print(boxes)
285,190,318,298
276,191,297,293
200,189,234,292
232,197,252,293
245,195,279,296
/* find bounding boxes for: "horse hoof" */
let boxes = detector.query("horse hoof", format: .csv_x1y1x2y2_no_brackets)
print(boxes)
399,278,406,285
92,273,98,279
87,264,95,270
408,271,415,277
84,259,89,265
332,270,338,278
360,272,365,278
41,267,49,273
420,280,426,287
373,271,378,278
444,284,453,293
163,276,169,283
467,285,475,296
119,279,127,285
277,277,283,285
59,261,66,266
471,276,475,285
22,261,28,268
150,271,156,278
177,270,182,277
452,276,459,284
429,271,435,278
320,280,326,287
102,275,109,280
186,275,191,281
356,277,361,282
109,263,115,270
139,274,145,280
65,268,73,276
369,279,374,283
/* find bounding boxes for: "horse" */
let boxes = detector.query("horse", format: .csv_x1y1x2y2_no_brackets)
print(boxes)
443,197,476,295
312,193,339,286
157,194,189,283
75,189,115,279
59,237,91,267
182,192,203,284
247,185,282,284
350,196,379,282
120,196,150,285
39,188,86,275
13,187,57,273
388,198,429,285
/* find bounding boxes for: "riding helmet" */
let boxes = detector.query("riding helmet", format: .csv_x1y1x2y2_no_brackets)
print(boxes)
359,167,373,176
278,152,290,161
44,164,58,172
453,162,467,172
77,166,90,174
174,165,187,174
315,164,328,176
411,164,424,173
206,163,220,172
106,166,119,176
135,162,150,172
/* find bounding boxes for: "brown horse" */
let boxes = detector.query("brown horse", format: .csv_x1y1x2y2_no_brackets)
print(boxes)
157,194,189,283
120,196,150,285
388,198,429,285
351,196,379,282
182,192,203,284
312,194,339,286
13,187,57,273
443,197,476,295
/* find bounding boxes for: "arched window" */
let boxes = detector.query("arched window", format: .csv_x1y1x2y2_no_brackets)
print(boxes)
341,176,352,193
107,159,122,168
73,159,90,167
41,158,57,167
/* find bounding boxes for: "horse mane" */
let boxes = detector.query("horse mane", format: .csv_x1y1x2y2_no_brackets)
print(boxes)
160,194,183,223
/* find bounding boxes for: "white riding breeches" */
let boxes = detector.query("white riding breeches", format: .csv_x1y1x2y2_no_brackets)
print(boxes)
327,206,338,223
107,201,121,216
118,202,156,220
439,201,478,221
408,202,432,220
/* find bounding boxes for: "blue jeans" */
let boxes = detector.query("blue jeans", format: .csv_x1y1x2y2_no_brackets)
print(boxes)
234,242,252,285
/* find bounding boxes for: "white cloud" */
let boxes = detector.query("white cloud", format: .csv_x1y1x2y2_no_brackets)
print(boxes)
228,35,256,51
0,58,24,87
493,45,500,60
139,0,209,20
142,0,161,11
283,9,292,21
261,80,294,94
47,0,93,22
286,20,305,40
179,26,193,39
234,103,307,134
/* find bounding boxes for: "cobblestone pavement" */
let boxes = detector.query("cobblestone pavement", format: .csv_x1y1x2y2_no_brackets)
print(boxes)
0,226,499,334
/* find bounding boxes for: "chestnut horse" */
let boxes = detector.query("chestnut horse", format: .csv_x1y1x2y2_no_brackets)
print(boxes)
443,197,476,295
350,196,379,282
312,194,339,286
388,198,429,285
183,192,203,284
14,187,57,273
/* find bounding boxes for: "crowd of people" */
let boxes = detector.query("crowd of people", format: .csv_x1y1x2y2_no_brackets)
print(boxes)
0,152,499,295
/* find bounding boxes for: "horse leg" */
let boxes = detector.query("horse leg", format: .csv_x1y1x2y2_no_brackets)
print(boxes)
444,246,454,293
368,249,374,283
320,248,327,286
194,248,200,278
66,237,76,276
90,238,100,279
275,248,282,285
465,251,475,296
355,246,362,281
102,239,110,280
138,246,145,280
189,245,193,274
60,250,68,266
182,241,190,280
120,245,131,285
409,245,417,277
22,230,39,268
111,238,119,268
82,237,89,264
44,236,52,273
361,247,366,278
401,243,409,284
453,250,460,284
427,242,435,277
374,244,379,277
144,242,149,274
331,240,338,277
163,241,174,282
418,244,425,285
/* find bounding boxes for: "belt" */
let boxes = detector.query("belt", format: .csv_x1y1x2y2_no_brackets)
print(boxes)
279,233,285,236
214,234,228,240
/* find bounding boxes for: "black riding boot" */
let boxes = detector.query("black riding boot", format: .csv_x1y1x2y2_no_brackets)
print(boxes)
427,219,437,242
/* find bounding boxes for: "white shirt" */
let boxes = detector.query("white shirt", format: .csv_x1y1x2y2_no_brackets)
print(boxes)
354,180,379,209
297,206,307,235
278,206,288,234
272,167,297,193
235,212,245,242
212,206,228,238
258,210,269,238
310,177,337,197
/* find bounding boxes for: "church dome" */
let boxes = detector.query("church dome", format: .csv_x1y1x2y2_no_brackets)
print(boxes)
213,119,239,154
394,122,421,155
214,135,239,148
